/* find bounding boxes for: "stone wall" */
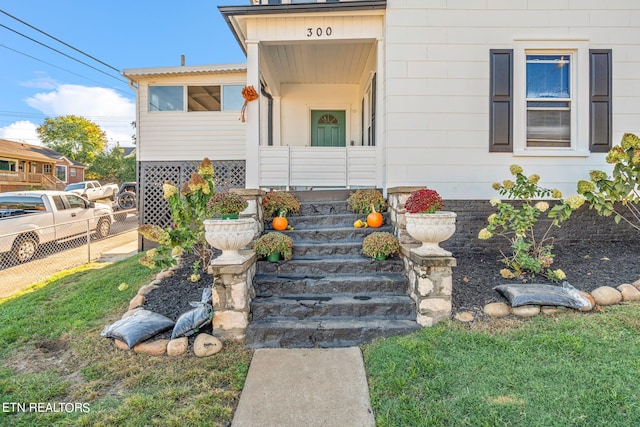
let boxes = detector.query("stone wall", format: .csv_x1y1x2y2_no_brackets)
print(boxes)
388,187,639,255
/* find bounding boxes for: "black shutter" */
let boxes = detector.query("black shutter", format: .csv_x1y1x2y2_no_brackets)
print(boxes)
489,49,513,152
371,73,376,147
590,49,612,152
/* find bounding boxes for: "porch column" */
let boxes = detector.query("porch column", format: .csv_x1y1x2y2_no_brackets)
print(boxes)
272,96,282,146
245,40,260,188
375,37,385,190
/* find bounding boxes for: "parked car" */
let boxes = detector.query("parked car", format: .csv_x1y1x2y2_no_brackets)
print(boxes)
64,180,119,201
0,191,113,263
113,182,137,222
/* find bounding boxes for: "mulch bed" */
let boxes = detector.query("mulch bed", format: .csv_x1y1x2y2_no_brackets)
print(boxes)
143,240,640,323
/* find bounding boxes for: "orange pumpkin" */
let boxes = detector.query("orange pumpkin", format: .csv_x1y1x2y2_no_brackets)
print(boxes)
272,216,288,231
366,204,384,228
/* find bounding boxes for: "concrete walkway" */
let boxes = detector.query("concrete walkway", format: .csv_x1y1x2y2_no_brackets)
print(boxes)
232,347,375,427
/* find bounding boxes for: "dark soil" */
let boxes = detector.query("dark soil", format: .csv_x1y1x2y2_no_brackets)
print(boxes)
143,241,640,324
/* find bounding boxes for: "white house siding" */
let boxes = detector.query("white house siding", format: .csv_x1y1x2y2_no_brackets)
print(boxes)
135,73,247,162
384,0,640,200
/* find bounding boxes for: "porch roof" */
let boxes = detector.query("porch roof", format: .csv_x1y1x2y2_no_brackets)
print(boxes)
219,1,387,56
123,63,247,81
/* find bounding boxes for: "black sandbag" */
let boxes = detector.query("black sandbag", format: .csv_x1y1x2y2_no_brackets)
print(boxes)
101,310,175,348
171,287,213,339
494,281,592,310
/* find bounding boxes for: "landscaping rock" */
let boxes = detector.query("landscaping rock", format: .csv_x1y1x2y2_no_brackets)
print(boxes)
454,311,474,322
193,333,223,357
633,278,640,290
617,284,640,301
134,339,169,356
128,294,145,310
114,339,130,351
578,291,595,312
137,284,160,296
541,306,570,315
483,302,511,318
591,286,622,306
167,337,188,356
156,270,174,280
512,305,540,318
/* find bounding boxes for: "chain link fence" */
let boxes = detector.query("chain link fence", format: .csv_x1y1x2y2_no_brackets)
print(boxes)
0,208,139,297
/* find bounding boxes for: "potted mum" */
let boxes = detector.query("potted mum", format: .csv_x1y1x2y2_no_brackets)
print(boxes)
347,189,386,214
262,191,300,218
262,191,300,231
208,191,248,219
254,232,293,262
404,188,456,256
362,232,399,261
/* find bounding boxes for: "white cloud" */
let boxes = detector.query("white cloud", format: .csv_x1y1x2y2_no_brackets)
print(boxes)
25,84,136,147
0,121,40,145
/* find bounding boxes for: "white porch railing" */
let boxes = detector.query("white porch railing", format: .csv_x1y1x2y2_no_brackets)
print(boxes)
259,146,377,188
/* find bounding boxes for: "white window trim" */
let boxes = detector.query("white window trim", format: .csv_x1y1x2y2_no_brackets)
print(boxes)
513,39,590,157
148,83,246,113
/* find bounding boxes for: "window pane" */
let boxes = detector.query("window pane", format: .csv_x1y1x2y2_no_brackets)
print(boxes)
55,165,66,181
223,85,245,111
526,55,570,98
149,86,184,111
527,109,570,147
188,86,221,111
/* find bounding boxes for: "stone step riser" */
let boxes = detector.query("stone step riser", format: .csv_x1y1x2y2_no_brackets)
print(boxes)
251,296,416,321
265,213,389,230
245,320,421,349
298,201,351,216
257,259,405,275
253,274,408,296
292,242,363,257
281,225,394,243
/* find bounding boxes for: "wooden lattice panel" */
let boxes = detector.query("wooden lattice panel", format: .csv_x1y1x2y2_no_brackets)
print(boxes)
138,161,246,229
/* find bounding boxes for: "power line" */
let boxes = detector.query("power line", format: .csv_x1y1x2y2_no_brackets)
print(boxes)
0,44,132,96
0,9,121,74
0,22,128,85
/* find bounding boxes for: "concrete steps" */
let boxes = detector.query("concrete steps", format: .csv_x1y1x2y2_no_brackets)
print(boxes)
246,190,418,349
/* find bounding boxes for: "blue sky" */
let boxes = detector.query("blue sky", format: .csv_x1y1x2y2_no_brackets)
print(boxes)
0,0,248,147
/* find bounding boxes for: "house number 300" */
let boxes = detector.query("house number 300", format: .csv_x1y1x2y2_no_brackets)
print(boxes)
306,27,332,37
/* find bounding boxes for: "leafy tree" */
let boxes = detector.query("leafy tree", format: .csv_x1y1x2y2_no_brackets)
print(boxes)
37,115,107,165
87,145,136,182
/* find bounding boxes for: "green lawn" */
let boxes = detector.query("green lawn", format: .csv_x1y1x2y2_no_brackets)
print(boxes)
0,255,251,427
3,254,639,426
364,306,640,426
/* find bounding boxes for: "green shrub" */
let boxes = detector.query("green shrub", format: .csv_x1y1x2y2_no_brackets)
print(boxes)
577,132,640,232
478,165,584,282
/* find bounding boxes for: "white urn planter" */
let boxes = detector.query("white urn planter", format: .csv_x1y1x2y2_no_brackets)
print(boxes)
204,218,257,264
405,212,457,257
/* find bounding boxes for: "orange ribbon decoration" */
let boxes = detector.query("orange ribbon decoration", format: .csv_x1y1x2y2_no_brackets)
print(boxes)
240,85,259,122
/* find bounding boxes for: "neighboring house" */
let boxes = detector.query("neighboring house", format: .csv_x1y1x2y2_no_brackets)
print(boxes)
0,139,86,192
124,0,640,230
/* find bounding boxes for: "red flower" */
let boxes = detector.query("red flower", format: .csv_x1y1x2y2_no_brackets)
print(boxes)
405,189,444,214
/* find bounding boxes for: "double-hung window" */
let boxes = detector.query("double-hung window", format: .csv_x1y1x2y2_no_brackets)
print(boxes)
525,54,572,148
489,41,612,155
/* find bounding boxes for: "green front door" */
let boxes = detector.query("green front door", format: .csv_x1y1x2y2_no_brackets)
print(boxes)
311,110,346,147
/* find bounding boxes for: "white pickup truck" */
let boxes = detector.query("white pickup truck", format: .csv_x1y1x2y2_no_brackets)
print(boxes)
64,180,119,201
0,191,113,263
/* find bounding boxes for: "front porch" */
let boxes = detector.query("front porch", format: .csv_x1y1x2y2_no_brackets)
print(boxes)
259,145,379,188
220,1,386,190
